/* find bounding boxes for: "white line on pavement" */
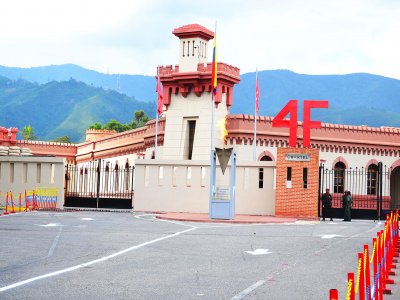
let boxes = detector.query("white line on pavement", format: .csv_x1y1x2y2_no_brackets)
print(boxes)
230,280,266,299
47,226,63,258
0,226,196,292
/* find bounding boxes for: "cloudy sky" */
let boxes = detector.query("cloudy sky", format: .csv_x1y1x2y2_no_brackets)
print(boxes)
1,0,399,79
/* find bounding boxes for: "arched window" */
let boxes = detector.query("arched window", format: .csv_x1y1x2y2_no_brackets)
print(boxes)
114,163,119,192
124,161,130,191
334,162,346,193
104,162,110,192
367,164,378,195
260,155,273,161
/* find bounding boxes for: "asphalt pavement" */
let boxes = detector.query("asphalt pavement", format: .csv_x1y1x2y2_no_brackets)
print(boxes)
0,211,396,299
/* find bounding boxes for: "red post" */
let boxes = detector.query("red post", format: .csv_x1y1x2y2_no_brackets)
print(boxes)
373,237,379,300
4,192,9,215
329,289,338,300
19,193,22,212
364,245,371,300
377,232,383,300
25,190,29,212
10,191,15,213
358,253,365,300
33,191,38,210
348,272,355,300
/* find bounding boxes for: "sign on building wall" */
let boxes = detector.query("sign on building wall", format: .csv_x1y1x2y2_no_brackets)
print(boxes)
285,153,311,162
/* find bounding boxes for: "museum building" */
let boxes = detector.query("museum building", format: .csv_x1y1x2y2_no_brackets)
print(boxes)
1,24,399,218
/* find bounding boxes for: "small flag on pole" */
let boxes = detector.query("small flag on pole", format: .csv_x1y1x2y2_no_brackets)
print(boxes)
211,27,218,97
255,72,260,114
156,66,163,115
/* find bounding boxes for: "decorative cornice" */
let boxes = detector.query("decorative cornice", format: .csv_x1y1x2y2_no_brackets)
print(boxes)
172,24,214,40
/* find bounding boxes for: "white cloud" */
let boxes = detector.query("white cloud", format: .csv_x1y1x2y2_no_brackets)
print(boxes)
0,0,399,79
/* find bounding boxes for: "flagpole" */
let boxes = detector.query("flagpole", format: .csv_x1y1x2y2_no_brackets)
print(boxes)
253,69,258,161
209,22,217,219
155,66,159,159
210,22,217,155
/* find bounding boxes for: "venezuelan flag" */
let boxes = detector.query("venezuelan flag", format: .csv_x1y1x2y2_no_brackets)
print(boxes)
211,28,217,96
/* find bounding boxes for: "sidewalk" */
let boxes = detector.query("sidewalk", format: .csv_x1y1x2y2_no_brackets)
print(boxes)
155,212,299,224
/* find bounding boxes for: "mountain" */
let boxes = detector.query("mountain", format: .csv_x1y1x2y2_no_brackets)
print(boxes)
0,65,399,136
232,70,400,127
0,76,154,142
0,64,154,102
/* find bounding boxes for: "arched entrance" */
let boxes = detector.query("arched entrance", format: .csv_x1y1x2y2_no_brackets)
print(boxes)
390,167,400,209
260,155,273,161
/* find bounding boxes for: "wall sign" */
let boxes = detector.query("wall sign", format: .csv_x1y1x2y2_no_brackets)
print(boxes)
285,153,311,162
272,100,328,147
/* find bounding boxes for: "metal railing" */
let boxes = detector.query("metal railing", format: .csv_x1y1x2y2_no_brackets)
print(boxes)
65,161,134,209
318,163,400,220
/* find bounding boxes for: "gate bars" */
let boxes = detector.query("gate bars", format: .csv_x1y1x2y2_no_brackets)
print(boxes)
319,163,400,220
65,161,135,208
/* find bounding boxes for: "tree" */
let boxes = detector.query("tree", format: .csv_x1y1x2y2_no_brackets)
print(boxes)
51,136,72,143
22,125,38,140
103,119,131,132
131,110,150,129
89,122,102,130
87,110,151,133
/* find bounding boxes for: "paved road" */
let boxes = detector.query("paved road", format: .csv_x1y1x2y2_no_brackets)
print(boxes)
0,211,393,299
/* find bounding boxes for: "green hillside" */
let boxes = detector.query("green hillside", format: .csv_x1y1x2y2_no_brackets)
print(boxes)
0,76,155,142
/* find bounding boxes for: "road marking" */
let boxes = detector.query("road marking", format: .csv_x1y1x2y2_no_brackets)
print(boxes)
231,280,266,299
244,249,272,255
0,226,196,292
0,212,27,218
321,234,344,239
37,223,62,227
47,226,63,257
135,214,198,229
81,218,94,221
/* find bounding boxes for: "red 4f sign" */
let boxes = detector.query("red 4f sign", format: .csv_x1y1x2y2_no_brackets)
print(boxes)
272,100,328,148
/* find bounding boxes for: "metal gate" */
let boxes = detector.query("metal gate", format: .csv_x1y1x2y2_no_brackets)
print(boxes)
318,163,400,220
65,161,135,209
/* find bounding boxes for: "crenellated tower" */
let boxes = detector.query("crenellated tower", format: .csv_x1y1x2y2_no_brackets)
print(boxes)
159,24,240,160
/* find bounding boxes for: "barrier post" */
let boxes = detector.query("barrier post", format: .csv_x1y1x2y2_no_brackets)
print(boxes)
19,193,22,212
4,192,9,215
10,191,15,213
329,289,338,300
25,190,29,212
372,238,378,299
364,245,371,300
357,253,365,300
347,272,355,300
377,232,383,300
33,191,38,210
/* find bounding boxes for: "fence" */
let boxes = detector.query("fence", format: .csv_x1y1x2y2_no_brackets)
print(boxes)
0,188,58,215
319,163,400,220
65,162,135,209
329,211,399,299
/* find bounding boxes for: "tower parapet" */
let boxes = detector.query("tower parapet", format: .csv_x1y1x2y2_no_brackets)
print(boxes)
159,24,241,160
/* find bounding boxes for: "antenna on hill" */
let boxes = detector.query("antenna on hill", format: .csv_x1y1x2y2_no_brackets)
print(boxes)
116,74,121,93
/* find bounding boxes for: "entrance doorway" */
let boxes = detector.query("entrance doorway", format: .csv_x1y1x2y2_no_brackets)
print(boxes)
390,167,400,210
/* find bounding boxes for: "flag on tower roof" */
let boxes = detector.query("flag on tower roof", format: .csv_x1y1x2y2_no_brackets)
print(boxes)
211,27,218,97
255,71,260,114
156,67,163,115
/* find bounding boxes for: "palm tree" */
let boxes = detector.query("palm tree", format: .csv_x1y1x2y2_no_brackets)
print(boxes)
22,125,38,140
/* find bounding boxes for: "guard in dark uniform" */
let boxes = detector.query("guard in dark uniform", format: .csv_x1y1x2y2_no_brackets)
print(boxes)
322,188,333,221
342,191,353,221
